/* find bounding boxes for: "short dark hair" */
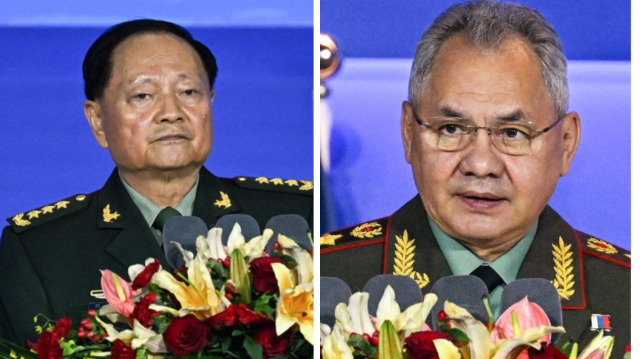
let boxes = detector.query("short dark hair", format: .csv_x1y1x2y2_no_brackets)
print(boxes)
83,19,218,101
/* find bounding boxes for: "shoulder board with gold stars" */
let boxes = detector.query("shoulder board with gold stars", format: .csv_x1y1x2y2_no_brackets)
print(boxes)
320,217,389,252
7,194,91,234
576,231,630,268
233,176,313,195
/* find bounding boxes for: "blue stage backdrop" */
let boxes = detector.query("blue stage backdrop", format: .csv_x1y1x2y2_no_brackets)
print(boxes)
0,4,312,223
321,1,630,249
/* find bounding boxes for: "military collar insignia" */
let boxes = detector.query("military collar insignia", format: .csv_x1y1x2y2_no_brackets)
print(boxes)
319,218,389,253
351,222,383,239
320,233,343,246
214,191,232,209
8,195,89,233
102,204,121,223
552,236,576,301
586,238,617,254
393,229,430,288
233,176,313,194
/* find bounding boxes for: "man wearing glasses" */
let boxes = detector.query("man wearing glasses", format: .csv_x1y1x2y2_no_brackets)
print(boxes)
320,1,629,356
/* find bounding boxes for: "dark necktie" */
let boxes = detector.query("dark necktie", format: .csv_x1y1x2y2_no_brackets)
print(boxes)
152,207,182,232
470,265,504,292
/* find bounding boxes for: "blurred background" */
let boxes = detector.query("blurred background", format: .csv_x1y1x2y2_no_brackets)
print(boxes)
320,0,630,249
0,1,313,222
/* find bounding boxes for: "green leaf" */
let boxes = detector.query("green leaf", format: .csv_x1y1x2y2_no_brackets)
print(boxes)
378,320,403,359
0,338,38,359
230,249,251,304
136,348,148,359
243,336,263,359
446,328,470,343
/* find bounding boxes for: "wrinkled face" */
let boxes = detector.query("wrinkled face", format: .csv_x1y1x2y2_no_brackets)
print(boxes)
85,32,214,175
401,34,579,243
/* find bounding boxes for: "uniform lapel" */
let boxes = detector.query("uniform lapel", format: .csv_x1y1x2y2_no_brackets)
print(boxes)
192,167,240,228
384,196,452,293
97,170,166,269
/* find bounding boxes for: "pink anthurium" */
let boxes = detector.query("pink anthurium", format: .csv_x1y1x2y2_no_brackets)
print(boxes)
491,297,552,344
101,269,137,317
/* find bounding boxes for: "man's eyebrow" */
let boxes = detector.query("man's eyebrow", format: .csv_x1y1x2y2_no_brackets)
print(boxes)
438,107,466,119
128,75,157,85
497,110,526,122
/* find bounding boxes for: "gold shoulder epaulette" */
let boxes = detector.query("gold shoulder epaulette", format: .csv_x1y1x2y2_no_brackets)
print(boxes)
233,176,313,195
320,217,389,250
576,231,630,267
7,194,91,234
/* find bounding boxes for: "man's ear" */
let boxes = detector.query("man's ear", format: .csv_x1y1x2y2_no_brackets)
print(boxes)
401,101,415,164
559,111,581,176
84,100,109,149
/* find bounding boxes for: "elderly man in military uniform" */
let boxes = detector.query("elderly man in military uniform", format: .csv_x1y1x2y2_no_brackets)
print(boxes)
0,20,312,345
320,1,629,356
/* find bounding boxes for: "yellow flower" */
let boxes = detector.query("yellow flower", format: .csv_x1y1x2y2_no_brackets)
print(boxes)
321,325,354,359
272,263,314,344
152,255,223,320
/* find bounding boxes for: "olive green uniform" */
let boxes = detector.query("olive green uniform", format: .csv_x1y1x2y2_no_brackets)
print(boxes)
321,196,630,357
0,168,312,345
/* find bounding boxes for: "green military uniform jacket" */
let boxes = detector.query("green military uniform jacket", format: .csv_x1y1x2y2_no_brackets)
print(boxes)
0,167,312,345
320,196,630,357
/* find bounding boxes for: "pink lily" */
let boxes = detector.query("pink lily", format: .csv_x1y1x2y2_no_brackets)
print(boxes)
100,269,137,317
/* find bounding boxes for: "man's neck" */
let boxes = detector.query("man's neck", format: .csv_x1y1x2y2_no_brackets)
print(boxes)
118,167,200,208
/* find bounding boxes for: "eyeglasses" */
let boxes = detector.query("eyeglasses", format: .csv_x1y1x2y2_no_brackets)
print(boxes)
412,110,564,155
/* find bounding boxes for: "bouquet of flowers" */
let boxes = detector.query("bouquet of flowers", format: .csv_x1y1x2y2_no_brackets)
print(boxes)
0,223,313,359
320,285,615,359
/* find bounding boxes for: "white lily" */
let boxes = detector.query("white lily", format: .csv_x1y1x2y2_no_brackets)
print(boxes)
434,338,462,359
321,326,354,359
198,227,227,261
226,223,273,261
375,285,437,336
577,330,614,359
278,234,313,284
127,258,160,282
347,292,376,335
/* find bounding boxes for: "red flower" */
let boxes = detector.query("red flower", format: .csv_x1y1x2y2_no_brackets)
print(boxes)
132,259,161,290
163,314,211,356
53,317,71,338
528,343,568,359
132,293,159,327
404,331,456,359
249,257,285,294
208,305,238,330
111,339,136,359
237,304,271,326
253,324,293,358
36,331,62,359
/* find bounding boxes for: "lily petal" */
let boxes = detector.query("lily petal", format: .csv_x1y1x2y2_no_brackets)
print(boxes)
347,293,375,335
434,338,462,359
375,286,401,331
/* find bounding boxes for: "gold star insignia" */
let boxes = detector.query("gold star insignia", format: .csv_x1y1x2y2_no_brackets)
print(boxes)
76,195,86,201
284,179,299,187
55,200,70,209
320,233,343,246
625,254,631,259
299,180,313,191
27,210,42,219
12,213,31,227
270,178,284,185
214,191,232,209
255,177,269,184
102,204,120,223
41,205,55,214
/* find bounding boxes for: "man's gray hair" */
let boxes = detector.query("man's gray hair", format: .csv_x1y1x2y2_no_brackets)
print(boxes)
409,0,568,118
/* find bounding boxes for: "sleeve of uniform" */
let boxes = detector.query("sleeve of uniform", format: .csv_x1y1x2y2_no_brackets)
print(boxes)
0,226,52,345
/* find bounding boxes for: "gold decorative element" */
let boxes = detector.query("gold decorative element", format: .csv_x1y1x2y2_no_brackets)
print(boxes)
55,200,70,209
393,230,429,288
12,213,31,227
586,238,618,255
41,205,55,214
552,236,575,300
285,179,299,187
238,177,246,181
270,178,284,185
76,195,86,201
350,222,382,239
102,204,120,223
625,254,631,259
255,177,269,184
27,210,42,219
320,233,343,246
299,180,313,191
214,191,232,209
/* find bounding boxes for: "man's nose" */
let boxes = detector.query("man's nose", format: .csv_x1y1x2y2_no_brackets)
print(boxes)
157,93,185,123
457,129,505,178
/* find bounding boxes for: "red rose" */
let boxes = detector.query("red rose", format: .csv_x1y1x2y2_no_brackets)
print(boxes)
36,330,62,359
163,314,211,356
208,305,238,330
249,257,285,294
253,324,293,358
132,293,159,327
404,331,455,359
111,339,136,359
132,259,161,290
237,304,271,326
53,317,71,338
528,343,568,359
